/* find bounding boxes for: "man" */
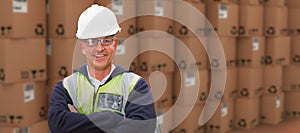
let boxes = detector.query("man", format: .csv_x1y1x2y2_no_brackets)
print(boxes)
48,4,157,133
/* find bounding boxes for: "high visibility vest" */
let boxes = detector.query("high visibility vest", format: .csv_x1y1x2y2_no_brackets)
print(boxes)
62,72,141,115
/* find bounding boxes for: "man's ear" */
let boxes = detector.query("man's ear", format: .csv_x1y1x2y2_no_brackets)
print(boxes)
114,38,119,48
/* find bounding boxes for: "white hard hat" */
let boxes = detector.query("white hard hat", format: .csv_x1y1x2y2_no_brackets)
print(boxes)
76,4,121,39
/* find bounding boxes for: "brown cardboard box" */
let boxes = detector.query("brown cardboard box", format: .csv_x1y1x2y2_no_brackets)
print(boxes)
208,68,237,101
137,36,175,73
156,105,173,133
0,81,47,127
237,67,263,98
47,38,76,80
237,36,266,67
0,0,46,38
264,6,288,37
49,0,95,38
96,0,137,38
286,0,300,8
136,0,174,36
206,100,234,133
238,0,262,5
138,72,173,108
204,0,238,4
175,37,208,70
208,37,237,68
263,0,286,6
285,91,300,118
283,65,300,91
263,66,282,95
234,98,260,129
174,70,208,105
0,38,47,84
114,36,138,72
265,36,291,66
260,92,285,125
239,5,263,36
206,3,239,37
0,120,49,133
173,104,204,133
288,8,300,36
291,36,300,64
174,0,206,38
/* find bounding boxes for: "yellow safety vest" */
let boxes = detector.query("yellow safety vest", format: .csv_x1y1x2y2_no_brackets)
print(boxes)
63,72,141,115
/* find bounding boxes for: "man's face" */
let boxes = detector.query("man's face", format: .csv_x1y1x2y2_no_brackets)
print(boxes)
80,35,118,70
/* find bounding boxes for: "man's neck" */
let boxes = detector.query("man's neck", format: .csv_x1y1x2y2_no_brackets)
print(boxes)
88,65,112,81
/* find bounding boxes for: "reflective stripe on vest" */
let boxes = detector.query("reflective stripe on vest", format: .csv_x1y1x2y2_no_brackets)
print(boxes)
63,72,141,116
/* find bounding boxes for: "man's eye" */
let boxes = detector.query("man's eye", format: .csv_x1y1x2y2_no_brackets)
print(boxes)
103,39,111,43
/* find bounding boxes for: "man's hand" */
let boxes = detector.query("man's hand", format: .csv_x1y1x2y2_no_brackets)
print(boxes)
68,104,78,113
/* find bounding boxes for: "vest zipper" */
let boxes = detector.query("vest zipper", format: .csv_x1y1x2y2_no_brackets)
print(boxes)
92,84,102,112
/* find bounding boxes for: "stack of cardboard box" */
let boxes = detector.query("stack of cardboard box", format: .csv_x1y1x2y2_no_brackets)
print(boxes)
172,0,207,133
0,0,48,132
260,0,288,126
204,0,238,132
284,0,300,120
136,0,175,132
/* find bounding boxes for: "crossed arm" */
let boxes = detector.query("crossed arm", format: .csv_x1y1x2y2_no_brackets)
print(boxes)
48,80,157,133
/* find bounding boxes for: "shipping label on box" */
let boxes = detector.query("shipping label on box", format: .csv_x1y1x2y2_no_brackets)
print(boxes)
0,81,47,127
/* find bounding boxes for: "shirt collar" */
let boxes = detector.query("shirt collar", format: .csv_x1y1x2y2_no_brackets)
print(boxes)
87,64,116,86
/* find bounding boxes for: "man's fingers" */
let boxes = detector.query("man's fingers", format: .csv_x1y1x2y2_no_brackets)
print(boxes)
68,104,78,113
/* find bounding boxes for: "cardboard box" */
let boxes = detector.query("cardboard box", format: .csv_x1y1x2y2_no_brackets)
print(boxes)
208,68,237,101
260,92,285,125
283,65,300,91
237,36,266,67
138,72,173,108
264,6,288,37
234,98,260,129
208,37,237,68
286,0,300,8
0,81,47,127
136,0,174,36
239,5,263,36
265,36,291,66
237,67,263,98
206,3,239,37
114,36,138,72
137,36,175,73
288,8,300,36
175,37,208,70
156,105,173,133
206,100,234,133
263,0,286,6
47,38,76,80
49,0,95,38
174,0,206,37
0,0,46,38
285,91,300,118
0,120,49,133
291,36,300,64
173,104,204,133
204,0,238,4
96,0,137,38
263,66,283,95
0,38,47,84
174,70,208,105
238,0,263,5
